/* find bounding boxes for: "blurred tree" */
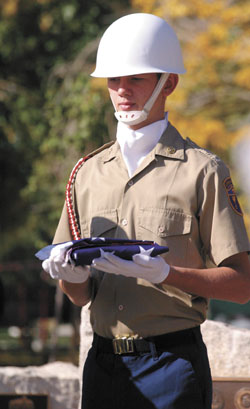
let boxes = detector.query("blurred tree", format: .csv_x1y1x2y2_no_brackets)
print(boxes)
0,0,130,271
131,0,250,232
131,0,250,153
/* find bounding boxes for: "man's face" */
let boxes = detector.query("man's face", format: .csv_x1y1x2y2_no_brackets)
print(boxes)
107,73,166,130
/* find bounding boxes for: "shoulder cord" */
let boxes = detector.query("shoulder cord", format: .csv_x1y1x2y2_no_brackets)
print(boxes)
65,141,115,240
66,155,90,240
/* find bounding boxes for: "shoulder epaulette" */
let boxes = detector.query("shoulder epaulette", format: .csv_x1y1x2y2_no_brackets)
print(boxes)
186,137,220,164
66,141,115,240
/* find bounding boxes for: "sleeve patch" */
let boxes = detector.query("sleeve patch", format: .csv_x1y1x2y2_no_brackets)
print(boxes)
223,177,243,216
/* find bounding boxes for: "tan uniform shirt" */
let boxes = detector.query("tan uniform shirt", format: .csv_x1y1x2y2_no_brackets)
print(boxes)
54,122,250,338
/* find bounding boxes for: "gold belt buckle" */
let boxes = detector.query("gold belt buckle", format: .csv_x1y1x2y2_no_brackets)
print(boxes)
112,336,134,354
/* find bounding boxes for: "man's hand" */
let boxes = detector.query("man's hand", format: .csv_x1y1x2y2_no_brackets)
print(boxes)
42,241,90,283
93,248,170,284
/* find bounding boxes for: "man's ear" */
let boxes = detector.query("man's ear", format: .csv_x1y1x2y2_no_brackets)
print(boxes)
163,74,179,97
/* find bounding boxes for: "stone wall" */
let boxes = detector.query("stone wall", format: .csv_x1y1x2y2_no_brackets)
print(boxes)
79,306,250,378
0,362,80,409
1,310,250,409
201,319,250,378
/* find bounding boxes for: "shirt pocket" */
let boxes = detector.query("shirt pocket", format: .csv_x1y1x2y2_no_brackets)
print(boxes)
138,208,192,266
80,209,118,238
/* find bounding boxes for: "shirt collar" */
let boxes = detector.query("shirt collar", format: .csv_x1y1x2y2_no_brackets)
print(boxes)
103,121,185,163
155,122,185,160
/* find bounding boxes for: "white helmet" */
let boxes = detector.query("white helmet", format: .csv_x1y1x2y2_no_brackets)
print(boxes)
91,13,186,125
91,13,185,78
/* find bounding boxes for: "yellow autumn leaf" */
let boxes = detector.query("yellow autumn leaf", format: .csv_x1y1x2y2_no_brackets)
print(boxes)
132,0,156,13
90,77,107,91
209,24,228,42
194,1,225,18
1,0,18,16
39,13,53,32
166,86,188,110
222,4,250,24
234,67,250,89
36,0,52,4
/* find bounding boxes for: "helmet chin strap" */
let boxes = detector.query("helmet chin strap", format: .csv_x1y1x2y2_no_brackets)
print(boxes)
111,73,169,126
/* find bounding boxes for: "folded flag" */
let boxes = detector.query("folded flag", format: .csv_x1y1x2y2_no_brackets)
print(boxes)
35,237,169,266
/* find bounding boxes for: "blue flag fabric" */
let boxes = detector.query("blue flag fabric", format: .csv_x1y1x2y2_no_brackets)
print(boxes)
35,237,169,266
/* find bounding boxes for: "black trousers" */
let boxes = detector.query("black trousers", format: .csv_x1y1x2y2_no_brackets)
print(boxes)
81,326,212,409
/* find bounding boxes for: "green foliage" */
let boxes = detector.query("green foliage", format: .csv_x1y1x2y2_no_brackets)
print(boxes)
0,0,129,269
22,71,113,252
0,0,112,86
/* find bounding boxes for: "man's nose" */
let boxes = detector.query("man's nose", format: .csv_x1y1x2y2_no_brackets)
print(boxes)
118,79,132,96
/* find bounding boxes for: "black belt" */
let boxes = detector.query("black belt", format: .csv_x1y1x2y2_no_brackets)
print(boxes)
94,327,199,355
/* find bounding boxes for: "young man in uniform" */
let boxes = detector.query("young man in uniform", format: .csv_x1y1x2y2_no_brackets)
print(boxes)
42,13,250,409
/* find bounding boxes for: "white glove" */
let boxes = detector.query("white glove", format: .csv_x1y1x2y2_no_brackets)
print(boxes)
92,248,170,284
42,241,90,283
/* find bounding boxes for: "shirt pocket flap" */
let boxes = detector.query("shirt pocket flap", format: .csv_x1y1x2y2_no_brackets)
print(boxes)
81,210,118,237
139,208,192,237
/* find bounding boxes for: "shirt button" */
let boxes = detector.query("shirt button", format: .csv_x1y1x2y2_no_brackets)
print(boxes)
166,146,176,154
128,180,134,186
121,219,128,226
118,304,124,311
158,226,165,233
